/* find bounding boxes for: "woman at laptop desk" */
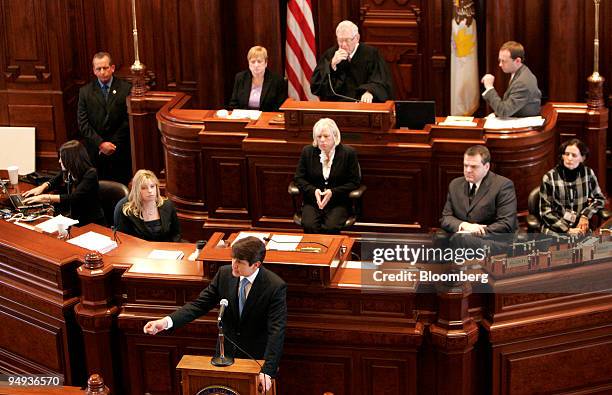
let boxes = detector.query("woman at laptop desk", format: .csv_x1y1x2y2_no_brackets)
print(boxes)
114,169,181,242
22,140,105,225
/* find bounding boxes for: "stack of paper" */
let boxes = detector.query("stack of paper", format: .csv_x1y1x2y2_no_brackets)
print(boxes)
483,115,545,129
35,215,79,233
147,249,185,260
67,231,118,254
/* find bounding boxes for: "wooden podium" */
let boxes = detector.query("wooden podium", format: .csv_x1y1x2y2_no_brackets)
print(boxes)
177,355,275,395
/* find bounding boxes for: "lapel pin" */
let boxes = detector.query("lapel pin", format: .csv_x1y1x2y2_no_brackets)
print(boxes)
112,90,117,94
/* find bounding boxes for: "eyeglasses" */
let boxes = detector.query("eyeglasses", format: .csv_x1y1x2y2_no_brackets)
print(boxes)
337,34,357,44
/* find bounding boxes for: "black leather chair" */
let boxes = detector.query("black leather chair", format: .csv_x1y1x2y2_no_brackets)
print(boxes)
288,181,366,230
526,186,611,232
98,180,129,226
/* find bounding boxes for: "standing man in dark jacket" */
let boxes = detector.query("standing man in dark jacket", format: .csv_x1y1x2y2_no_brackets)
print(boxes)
78,52,132,184
143,236,287,392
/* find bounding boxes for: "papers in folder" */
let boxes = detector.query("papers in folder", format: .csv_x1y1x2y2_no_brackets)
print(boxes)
266,234,303,251
438,116,478,127
483,114,545,129
35,215,79,233
232,232,270,245
67,231,118,254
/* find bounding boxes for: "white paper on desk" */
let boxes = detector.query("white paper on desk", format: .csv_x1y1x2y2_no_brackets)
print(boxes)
267,234,303,251
67,231,118,254
147,249,184,260
35,215,79,233
232,231,270,246
483,114,545,129
438,119,478,127
229,109,262,120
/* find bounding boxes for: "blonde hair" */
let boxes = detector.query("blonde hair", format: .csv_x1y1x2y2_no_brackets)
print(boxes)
122,169,166,219
312,118,341,147
247,46,268,62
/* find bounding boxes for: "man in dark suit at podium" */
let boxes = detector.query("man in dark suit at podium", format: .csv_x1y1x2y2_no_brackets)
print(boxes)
143,236,287,392
441,145,517,253
78,52,132,184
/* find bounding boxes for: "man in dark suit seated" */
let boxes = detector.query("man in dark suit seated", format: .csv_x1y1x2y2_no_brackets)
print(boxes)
440,145,518,254
78,51,132,184
480,41,541,118
143,236,287,392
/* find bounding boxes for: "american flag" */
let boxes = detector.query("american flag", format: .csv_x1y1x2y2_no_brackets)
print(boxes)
285,0,318,101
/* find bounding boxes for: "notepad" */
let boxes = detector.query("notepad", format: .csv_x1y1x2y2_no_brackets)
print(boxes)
67,231,118,254
147,249,185,260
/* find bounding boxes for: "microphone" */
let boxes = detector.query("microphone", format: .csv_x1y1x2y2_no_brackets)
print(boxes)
111,226,121,244
188,240,206,261
217,298,228,327
211,298,233,368
263,236,328,252
327,73,360,103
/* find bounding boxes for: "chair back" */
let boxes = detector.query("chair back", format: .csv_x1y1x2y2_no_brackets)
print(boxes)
99,180,129,226
527,187,540,218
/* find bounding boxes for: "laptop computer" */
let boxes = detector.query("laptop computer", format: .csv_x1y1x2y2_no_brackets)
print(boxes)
395,100,436,130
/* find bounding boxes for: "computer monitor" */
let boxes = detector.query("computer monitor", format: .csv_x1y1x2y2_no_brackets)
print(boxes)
395,101,436,130
0,127,35,174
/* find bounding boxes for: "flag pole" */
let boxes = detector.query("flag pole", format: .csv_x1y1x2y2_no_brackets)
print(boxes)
587,0,604,109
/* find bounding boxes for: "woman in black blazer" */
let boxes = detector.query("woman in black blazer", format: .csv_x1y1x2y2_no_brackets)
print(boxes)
23,140,105,225
115,169,181,242
294,118,361,234
229,46,287,112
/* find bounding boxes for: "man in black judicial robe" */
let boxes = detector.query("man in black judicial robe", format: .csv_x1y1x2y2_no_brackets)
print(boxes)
310,20,393,103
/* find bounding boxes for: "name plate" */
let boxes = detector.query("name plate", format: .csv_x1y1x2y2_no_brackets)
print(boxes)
551,248,573,266
504,255,530,273
594,241,612,260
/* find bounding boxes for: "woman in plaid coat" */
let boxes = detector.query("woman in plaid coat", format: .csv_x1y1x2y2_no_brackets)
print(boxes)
539,139,605,235
540,139,606,235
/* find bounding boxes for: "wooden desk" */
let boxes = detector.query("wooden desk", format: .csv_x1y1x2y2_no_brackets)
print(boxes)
4,222,612,394
147,94,558,240
199,232,353,286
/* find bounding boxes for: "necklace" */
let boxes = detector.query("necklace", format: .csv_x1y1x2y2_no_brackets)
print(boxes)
143,205,157,216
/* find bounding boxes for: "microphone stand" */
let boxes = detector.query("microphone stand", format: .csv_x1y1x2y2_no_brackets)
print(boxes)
327,72,360,103
211,306,234,367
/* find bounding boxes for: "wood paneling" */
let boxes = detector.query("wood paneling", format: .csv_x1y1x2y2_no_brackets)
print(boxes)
1,0,611,172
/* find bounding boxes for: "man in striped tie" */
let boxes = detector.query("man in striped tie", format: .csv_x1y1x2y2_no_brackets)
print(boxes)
143,236,287,392
78,52,132,184
440,145,518,254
